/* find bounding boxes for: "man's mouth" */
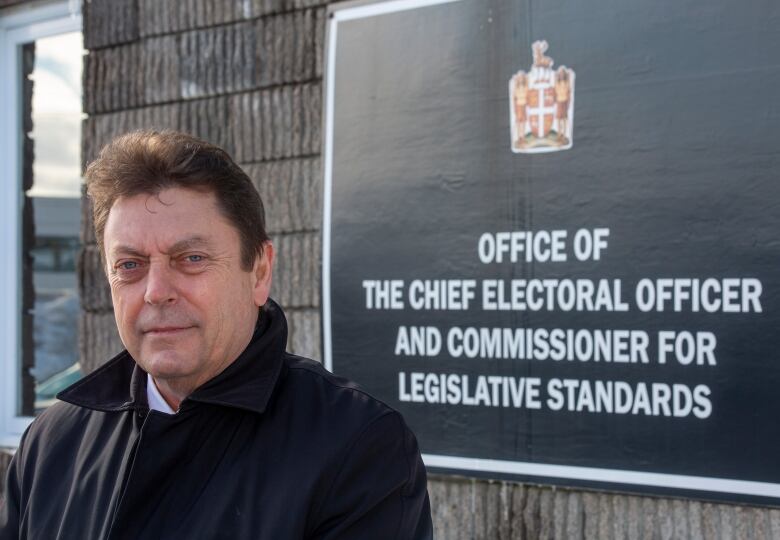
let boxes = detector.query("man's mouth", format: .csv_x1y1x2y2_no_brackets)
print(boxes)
143,326,195,336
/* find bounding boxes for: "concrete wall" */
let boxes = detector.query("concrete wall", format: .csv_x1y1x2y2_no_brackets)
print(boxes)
3,0,780,536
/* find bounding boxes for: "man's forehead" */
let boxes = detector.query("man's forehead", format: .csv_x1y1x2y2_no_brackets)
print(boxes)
111,187,219,213
103,187,236,256
105,187,223,225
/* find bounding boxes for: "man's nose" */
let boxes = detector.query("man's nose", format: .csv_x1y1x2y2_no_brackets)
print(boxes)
144,262,178,305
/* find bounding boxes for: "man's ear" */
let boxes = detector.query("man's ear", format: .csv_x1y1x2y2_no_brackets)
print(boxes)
252,241,275,307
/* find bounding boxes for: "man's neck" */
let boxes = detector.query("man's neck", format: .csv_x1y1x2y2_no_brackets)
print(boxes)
152,377,193,411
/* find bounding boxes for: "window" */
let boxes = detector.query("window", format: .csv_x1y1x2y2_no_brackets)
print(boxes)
0,1,83,446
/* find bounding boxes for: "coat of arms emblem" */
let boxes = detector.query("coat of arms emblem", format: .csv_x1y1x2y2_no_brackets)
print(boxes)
509,40,575,153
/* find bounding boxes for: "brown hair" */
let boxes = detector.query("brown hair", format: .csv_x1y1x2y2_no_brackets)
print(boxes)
86,130,269,270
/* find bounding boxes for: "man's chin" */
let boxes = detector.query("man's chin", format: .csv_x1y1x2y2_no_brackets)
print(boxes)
137,351,196,380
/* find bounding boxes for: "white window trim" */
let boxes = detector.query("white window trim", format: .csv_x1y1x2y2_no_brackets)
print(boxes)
0,1,82,448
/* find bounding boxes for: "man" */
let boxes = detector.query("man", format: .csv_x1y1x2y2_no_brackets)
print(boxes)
0,130,433,539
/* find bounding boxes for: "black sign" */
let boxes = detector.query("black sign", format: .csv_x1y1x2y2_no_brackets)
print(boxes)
322,0,780,505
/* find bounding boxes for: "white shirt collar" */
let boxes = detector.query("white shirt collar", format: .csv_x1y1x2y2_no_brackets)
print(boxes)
147,373,176,414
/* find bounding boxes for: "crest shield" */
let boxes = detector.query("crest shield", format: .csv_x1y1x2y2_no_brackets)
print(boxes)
510,41,575,153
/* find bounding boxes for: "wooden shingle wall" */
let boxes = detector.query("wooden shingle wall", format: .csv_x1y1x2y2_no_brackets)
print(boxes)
428,477,780,539
69,0,780,537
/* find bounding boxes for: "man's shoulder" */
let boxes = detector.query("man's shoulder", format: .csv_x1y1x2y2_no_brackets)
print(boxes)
283,354,372,394
277,355,432,539
28,400,94,434
285,353,395,413
281,354,396,419
16,401,96,463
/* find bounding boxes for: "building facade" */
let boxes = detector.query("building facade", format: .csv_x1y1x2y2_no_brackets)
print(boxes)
1,0,779,537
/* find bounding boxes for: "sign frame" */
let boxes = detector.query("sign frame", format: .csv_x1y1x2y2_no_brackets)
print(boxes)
320,0,780,506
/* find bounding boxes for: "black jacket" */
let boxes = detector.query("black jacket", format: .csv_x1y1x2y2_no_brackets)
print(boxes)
0,301,432,539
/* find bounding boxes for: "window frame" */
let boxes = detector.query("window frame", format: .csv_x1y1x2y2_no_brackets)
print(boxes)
0,0,82,448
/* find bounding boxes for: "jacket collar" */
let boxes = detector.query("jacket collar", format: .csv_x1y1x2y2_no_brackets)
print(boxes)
57,299,288,415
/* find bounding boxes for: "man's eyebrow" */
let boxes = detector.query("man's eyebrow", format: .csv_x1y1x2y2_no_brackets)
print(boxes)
167,236,214,253
109,237,214,259
109,245,147,259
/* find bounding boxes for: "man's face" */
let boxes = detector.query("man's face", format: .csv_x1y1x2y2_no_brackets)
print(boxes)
103,186,273,391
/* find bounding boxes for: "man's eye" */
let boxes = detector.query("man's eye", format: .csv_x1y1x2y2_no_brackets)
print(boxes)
185,255,204,263
118,261,139,271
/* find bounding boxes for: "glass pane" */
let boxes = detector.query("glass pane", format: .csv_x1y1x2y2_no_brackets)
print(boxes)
19,31,85,416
